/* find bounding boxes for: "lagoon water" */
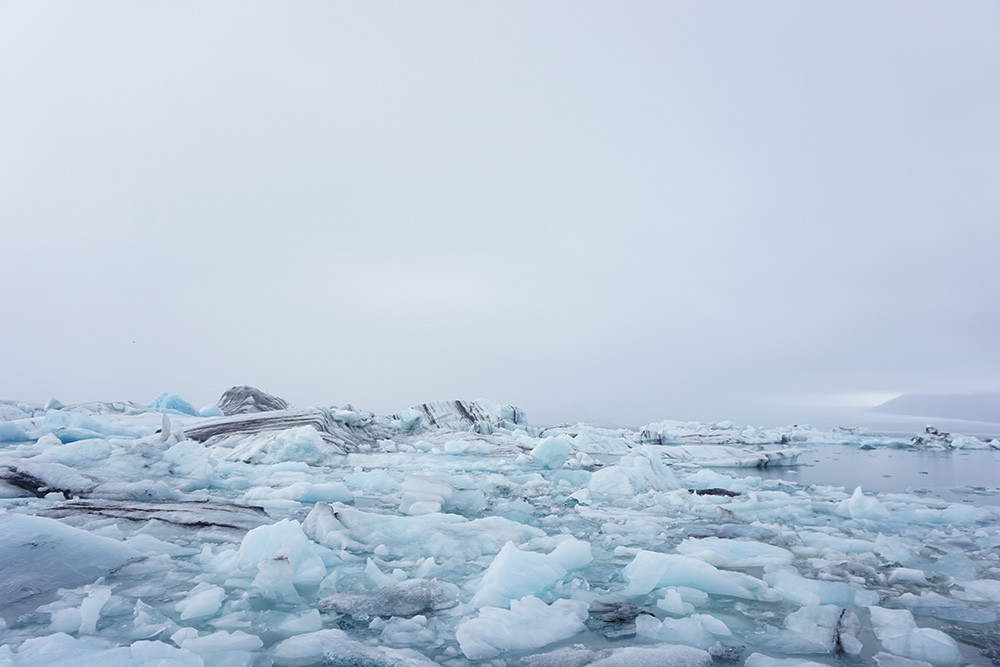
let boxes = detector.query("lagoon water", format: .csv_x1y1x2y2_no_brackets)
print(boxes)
753,444,1000,506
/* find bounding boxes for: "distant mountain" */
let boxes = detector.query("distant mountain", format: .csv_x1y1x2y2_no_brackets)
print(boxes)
872,390,1000,423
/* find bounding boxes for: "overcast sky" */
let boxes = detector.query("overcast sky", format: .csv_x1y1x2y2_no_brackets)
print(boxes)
2,1,998,427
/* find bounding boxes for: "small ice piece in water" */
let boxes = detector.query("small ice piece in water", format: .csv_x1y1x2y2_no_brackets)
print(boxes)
132,600,177,640
456,596,589,660
174,629,263,663
78,585,113,635
634,613,732,649
175,583,225,621
837,487,891,521
657,589,695,616
271,628,436,666
868,606,961,665
888,568,929,586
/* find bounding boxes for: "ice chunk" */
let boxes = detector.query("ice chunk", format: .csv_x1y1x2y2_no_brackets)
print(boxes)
271,628,436,666
176,583,226,620
589,453,679,498
837,487,891,520
744,655,829,667
456,595,589,660
524,644,713,666
472,538,593,607
764,568,878,607
235,518,326,587
398,474,453,515
199,404,224,417
0,421,29,442
764,605,862,655
622,550,767,599
278,609,323,634
656,589,695,616
344,469,400,491
371,614,436,647
78,585,113,634
676,537,794,568
174,629,263,663
888,568,929,586
306,502,545,560
873,653,935,667
129,641,204,666
245,480,352,504
0,513,140,607
148,392,199,416
954,579,1000,602
253,556,302,604
634,613,732,649
530,436,573,468
318,578,452,619
868,606,961,665
132,599,177,640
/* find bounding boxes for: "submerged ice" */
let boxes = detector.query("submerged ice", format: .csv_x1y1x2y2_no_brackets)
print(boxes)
0,388,998,665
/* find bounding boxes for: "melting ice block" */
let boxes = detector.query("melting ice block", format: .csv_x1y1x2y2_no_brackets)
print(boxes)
868,606,962,665
271,628,436,666
175,583,225,621
456,596,589,660
676,537,794,568
0,514,140,609
233,518,327,588
472,538,593,608
524,644,713,666
530,435,573,468
305,502,544,560
838,487,891,521
622,550,768,599
765,568,879,607
634,613,732,649
589,452,679,498
762,605,862,655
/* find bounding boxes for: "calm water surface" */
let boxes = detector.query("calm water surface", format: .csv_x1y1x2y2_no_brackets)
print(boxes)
751,444,1000,506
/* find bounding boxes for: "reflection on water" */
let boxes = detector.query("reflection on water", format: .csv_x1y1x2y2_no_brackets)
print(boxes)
750,445,1000,506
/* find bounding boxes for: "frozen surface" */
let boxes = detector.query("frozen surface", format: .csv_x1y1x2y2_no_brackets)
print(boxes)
0,389,998,664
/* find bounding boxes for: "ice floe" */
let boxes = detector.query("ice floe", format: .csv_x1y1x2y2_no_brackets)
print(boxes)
0,387,998,664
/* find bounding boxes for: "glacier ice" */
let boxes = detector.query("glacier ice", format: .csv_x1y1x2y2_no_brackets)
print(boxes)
0,389,997,664
456,596,590,659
